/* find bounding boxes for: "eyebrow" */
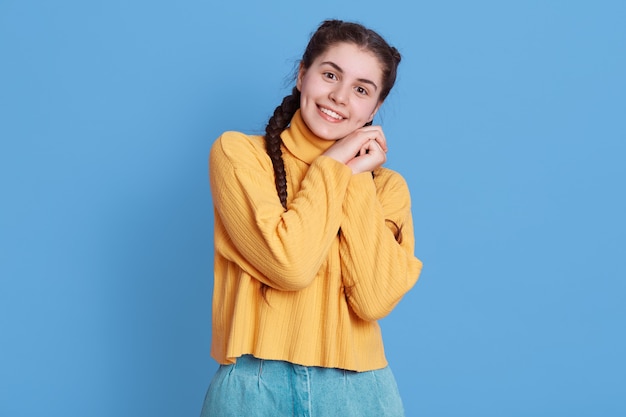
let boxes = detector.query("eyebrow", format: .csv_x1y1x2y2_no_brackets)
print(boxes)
320,61,379,91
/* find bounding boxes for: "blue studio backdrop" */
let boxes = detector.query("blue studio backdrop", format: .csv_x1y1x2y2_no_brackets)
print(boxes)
1,1,625,416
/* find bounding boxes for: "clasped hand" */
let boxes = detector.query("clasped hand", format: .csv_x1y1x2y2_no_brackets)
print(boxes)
322,126,388,174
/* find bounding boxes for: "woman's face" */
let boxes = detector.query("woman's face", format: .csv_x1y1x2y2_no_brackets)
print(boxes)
297,42,384,141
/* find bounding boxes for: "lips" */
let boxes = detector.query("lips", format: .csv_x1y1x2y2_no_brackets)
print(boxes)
319,106,345,120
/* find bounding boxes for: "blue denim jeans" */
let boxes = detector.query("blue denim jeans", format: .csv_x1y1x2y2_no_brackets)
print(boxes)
200,355,405,417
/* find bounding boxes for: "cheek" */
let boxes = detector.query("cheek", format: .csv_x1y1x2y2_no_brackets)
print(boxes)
358,103,378,120
302,78,322,97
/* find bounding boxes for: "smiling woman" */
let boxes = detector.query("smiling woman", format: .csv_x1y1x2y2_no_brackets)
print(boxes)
297,42,383,140
200,19,422,417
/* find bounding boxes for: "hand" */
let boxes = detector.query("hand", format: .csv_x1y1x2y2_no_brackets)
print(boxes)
323,125,388,174
346,137,386,174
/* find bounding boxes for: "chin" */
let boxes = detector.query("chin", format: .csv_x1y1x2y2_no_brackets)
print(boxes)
315,122,361,141
318,131,344,141
309,125,342,141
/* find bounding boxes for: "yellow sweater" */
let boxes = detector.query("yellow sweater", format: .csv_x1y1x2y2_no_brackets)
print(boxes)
208,110,423,372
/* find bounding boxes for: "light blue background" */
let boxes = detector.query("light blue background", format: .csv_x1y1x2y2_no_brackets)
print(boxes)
1,0,625,416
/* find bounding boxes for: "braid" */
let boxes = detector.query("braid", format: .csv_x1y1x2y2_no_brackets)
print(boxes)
265,87,300,210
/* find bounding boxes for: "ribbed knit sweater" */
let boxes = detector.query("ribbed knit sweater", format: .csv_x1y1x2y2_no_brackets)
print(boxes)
208,110,423,372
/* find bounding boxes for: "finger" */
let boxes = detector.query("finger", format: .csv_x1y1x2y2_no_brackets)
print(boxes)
367,138,384,155
358,126,387,152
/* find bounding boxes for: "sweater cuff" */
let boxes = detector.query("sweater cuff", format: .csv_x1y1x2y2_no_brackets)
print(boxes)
348,170,376,190
314,155,353,177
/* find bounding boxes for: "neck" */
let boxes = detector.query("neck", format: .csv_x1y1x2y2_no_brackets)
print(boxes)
280,110,335,164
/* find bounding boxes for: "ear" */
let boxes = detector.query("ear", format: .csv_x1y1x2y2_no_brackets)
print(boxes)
368,101,383,123
296,62,305,92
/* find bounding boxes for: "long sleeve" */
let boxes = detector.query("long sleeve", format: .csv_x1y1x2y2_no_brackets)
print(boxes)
338,169,423,321
209,116,423,371
209,131,352,291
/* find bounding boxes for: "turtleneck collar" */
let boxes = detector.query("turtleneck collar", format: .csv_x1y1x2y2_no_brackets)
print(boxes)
280,109,335,164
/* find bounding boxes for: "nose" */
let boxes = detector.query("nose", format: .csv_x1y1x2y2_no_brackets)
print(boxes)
329,83,349,105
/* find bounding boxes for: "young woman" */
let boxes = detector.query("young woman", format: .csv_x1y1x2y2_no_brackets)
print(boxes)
201,19,423,417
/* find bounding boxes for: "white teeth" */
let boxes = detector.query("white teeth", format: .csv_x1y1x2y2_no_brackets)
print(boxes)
320,107,343,120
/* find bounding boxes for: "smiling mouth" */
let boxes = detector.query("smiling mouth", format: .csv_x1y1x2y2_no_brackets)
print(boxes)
319,106,345,120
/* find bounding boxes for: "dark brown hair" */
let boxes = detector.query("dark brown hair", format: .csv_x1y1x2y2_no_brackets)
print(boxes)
265,19,402,209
